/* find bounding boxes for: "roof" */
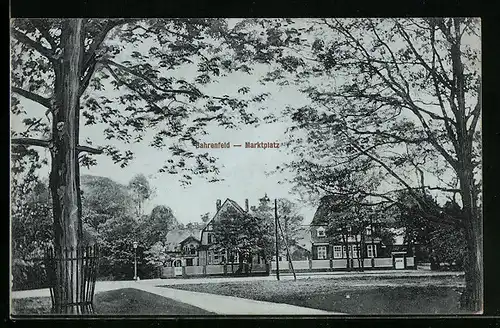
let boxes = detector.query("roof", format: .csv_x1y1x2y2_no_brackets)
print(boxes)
165,228,202,252
202,198,247,231
311,195,350,225
179,235,201,245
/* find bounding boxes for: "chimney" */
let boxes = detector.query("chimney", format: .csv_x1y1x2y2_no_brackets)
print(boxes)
245,199,249,212
216,199,222,212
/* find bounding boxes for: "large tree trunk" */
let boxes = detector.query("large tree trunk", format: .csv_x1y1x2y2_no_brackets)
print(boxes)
49,19,87,314
448,18,482,312
458,168,482,312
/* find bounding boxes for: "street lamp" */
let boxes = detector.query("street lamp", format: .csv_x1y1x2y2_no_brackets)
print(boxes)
133,241,138,281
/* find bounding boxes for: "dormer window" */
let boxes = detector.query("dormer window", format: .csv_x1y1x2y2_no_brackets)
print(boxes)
317,227,326,237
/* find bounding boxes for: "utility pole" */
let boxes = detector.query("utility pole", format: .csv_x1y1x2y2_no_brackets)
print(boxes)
274,198,280,281
278,215,296,281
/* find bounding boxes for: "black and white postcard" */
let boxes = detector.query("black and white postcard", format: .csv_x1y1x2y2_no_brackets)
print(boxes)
10,18,482,317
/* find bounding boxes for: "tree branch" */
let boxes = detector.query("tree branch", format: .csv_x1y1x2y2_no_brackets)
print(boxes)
82,19,130,71
429,34,459,154
468,82,481,139
11,137,49,148
11,87,51,108
11,28,54,61
77,145,103,155
394,20,453,90
101,58,202,97
79,56,97,96
103,64,164,113
11,137,103,154
347,126,429,145
339,129,461,227
30,19,57,50
329,20,460,174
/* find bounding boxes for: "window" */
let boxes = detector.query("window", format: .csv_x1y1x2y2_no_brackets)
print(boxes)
351,245,358,258
190,246,196,255
317,227,326,237
367,244,375,258
317,246,327,259
333,246,342,259
342,245,358,258
366,226,372,236
207,233,212,244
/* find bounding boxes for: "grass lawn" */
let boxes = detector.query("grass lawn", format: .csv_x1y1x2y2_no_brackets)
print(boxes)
11,288,214,316
166,276,468,315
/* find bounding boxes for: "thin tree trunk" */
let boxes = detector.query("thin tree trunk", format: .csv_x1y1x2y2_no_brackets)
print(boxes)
49,19,87,314
342,232,350,271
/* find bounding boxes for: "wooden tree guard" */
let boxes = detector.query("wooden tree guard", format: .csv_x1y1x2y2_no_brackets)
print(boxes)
44,245,99,314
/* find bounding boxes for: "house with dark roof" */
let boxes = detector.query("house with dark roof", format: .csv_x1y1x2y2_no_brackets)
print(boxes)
164,228,202,267
198,198,266,268
309,195,412,268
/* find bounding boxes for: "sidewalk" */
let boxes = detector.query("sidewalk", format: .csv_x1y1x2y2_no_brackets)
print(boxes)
11,269,463,299
11,279,339,315
136,284,338,315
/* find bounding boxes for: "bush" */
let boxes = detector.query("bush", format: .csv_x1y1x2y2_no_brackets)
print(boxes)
12,258,49,291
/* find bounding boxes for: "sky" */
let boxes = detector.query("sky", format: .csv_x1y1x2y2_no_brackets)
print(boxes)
11,56,319,225
10,18,482,225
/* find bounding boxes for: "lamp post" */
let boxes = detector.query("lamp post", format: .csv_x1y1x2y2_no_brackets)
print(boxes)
133,241,138,281
274,198,280,281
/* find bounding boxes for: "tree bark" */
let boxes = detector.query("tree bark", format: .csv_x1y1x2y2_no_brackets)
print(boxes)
459,171,482,312
49,19,88,314
342,232,350,271
448,18,482,312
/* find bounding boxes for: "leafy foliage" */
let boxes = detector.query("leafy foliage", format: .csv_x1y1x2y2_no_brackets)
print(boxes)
394,191,466,267
128,174,153,217
11,18,272,185
138,205,179,248
212,206,273,263
81,175,134,238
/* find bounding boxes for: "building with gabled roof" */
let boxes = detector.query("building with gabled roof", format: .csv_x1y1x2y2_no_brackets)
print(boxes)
198,198,266,267
164,227,202,267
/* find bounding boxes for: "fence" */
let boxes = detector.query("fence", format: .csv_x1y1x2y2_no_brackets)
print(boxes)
312,260,330,269
374,257,393,268
44,245,99,314
162,263,270,279
271,261,290,270
270,257,416,272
